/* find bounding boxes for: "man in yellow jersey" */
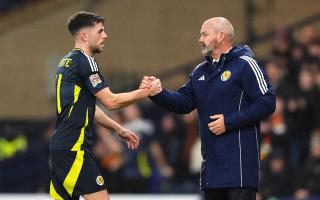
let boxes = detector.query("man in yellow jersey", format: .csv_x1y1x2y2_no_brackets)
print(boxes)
49,11,161,200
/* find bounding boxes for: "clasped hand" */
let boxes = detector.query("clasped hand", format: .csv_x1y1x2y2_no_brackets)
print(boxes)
140,76,162,96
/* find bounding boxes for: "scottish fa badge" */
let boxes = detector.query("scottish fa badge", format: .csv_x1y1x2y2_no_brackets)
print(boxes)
221,70,231,81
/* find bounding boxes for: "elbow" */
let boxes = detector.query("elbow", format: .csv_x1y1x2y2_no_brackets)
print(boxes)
271,101,276,114
266,96,276,115
270,95,276,113
171,105,192,114
103,98,120,110
105,101,120,110
177,109,191,115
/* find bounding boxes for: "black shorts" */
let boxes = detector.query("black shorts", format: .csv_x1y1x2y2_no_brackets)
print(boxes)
49,150,106,200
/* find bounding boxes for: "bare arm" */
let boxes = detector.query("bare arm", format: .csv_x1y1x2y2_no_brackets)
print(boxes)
94,106,139,150
95,81,160,110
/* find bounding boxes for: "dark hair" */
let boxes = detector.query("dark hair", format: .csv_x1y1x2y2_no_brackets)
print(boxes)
67,11,105,36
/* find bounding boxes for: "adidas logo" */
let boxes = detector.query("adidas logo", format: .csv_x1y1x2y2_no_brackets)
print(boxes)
198,75,205,81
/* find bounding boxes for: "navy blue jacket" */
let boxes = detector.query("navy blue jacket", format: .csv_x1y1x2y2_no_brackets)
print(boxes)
150,45,276,190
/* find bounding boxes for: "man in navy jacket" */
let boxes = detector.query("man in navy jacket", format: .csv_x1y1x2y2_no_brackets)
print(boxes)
143,17,276,200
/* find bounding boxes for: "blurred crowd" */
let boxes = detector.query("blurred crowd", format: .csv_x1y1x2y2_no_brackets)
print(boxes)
258,25,320,200
0,23,320,200
92,104,200,194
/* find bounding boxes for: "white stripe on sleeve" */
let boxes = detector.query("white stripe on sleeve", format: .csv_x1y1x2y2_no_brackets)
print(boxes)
243,56,268,91
240,56,268,94
85,55,95,72
90,57,98,72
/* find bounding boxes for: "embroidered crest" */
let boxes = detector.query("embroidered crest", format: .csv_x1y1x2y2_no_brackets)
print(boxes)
221,70,231,81
96,175,104,186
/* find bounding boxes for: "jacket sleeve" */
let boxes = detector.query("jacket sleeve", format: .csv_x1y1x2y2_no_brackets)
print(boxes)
224,56,276,130
149,75,196,114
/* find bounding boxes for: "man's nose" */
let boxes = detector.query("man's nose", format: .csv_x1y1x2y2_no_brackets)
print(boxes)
199,36,203,43
103,32,108,39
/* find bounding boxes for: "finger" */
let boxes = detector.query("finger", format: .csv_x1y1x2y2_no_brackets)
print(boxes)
215,131,223,135
132,142,138,149
148,76,157,81
142,79,151,84
210,114,222,120
142,80,152,87
130,141,135,150
211,120,220,128
208,122,214,129
207,124,215,133
133,134,139,145
131,140,138,150
140,83,150,89
129,133,139,148
127,141,131,149
209,127,214,133
129,132,138,141
139,82,151,89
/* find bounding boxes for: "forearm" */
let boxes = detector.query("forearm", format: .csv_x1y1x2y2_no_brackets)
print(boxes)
111,89,149,109
150,89,195,114
94,106,122,132
96,88,149,110
224,94,276,130
95,106,140,150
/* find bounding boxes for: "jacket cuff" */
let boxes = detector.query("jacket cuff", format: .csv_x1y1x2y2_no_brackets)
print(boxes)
224,115,234,131
149,89,167,101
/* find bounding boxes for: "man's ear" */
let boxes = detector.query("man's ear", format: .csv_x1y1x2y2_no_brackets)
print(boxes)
217,31,225,43
79,31,88,43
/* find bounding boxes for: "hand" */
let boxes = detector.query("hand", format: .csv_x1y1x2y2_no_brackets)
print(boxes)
160,165,174,178
149,78,162,96
208,114,226,135
117,128,140,150
140,76,157,89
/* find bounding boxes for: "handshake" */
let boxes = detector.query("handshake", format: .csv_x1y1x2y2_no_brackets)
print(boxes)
140,76,162,96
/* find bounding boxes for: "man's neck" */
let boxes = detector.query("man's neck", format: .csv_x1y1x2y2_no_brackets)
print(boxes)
211,45,233,61
75,43,93,57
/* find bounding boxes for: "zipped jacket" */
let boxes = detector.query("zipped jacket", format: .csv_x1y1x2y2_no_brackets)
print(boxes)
150,45,276,190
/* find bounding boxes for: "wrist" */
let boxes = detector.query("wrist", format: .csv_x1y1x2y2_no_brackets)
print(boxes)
114,125,124,135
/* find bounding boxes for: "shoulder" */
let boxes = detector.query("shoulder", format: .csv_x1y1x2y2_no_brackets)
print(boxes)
191,61,207,76
238,55,260,68
72,51,99,73
63,51,83,65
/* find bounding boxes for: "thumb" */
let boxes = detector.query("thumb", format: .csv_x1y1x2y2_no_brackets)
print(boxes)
210,114,222,120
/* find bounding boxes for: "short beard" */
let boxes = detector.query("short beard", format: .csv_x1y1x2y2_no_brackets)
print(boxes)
201,47,212,57
92,48,102,54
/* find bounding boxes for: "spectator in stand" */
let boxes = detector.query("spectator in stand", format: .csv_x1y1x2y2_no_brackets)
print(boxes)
260,152,293,198
285,65,320,172
270,28,294,67
156,113,187,192
120,104,172,193
295,129,320,198
260,96,288,161
265,60,291,97
298,25,319,47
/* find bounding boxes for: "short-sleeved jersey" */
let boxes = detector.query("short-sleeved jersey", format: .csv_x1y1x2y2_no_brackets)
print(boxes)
49,48,108,151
